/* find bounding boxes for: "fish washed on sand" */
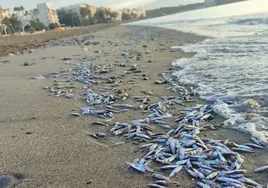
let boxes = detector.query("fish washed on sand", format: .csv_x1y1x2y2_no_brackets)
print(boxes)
40,55,267,188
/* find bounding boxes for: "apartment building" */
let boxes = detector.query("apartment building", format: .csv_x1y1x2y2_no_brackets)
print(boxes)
31,3,60,27
60,4,97,21
122,8,146,19
0,8,11,23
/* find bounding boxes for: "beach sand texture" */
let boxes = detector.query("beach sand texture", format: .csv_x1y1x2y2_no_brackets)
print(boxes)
0,25,267,187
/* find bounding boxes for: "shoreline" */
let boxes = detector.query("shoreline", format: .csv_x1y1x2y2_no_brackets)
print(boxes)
0,25,267,187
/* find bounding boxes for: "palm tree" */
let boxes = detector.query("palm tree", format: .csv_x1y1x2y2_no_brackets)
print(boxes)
24,10,30,23
13,7,19,17
0,6,4,23
19,6,25,16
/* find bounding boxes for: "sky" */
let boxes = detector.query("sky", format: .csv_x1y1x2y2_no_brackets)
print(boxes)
0,0,155,10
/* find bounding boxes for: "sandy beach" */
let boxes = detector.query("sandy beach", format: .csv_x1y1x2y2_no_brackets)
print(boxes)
0,25,267,188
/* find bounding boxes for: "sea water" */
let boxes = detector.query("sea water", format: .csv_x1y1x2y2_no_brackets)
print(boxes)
129,0,268,142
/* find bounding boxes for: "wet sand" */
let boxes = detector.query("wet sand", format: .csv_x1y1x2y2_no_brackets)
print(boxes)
0,25,267,187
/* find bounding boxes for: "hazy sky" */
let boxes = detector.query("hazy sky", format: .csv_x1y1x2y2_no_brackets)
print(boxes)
0,0,155,10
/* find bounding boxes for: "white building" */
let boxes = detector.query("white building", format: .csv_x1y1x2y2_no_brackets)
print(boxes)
31,3,60,27
60,4,85,21
60,4,97,21
0,8,11,23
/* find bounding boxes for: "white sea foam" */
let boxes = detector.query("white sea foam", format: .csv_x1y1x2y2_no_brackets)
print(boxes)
130,0,268,141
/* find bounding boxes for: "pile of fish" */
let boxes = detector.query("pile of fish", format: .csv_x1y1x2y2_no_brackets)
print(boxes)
44,59,267,188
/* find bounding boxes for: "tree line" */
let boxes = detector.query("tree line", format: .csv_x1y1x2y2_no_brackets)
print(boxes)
0,5,139,34
0,5,45,34
57,7,133,27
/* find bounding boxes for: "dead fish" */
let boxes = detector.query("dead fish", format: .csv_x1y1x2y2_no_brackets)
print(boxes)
111,141,125,147
89,132,107,139
71,112,80,116
232,147,254,153
152,173,170,181
91,122,109,126
244,143,265,149
197,182,211,188
237,177,260,186
127,159,153,173
186,168,199,179
169,165,182,177
254,165,268,173
206,171,219,180
147,184,166,188
215,177,243,185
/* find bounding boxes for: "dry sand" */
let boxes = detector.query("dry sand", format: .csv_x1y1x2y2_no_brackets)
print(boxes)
0,23,118,56
0,25,267,188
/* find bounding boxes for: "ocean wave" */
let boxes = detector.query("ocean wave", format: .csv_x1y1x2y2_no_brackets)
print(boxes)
229,17,268,25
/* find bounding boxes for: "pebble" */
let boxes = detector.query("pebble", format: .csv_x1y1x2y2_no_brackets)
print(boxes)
0,176,16,188
25,131,33,135
23,62,31,66
62,58,72,61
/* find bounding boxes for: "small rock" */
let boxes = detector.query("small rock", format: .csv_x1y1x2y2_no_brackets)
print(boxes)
23,62,31,66
92,42,100,45
118,92,129,98
143,44,148,48
8,53,15,56
0,176,16,188
143,91,154,95
25,131,33,135
155,80,168,84
148,60,154,63
143,77,149,80
65,93,74,99
83,48,88,51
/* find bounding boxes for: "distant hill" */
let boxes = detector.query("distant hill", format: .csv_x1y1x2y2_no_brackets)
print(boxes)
146,3,204,18
140,0,204,10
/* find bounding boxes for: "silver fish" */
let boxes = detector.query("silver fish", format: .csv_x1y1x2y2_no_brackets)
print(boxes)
216,177,243,185
197,182,211,188
169,165,182,177
186,168,198,179
111,141,125,147
147,184,166,188
152,173,170,181
254,165,268,173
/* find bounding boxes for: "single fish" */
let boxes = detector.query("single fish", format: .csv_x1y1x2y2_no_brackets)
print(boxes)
244,143,264,149
197,182,211,188
169,165,182,177
186,168,198,179
91,121,109,126
237,177,260,186
206,172,219,180
216,177,243,185
111,141,125,147
254,165,268,173
250,137,266,147
152,173,170,181
147,184,166,188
